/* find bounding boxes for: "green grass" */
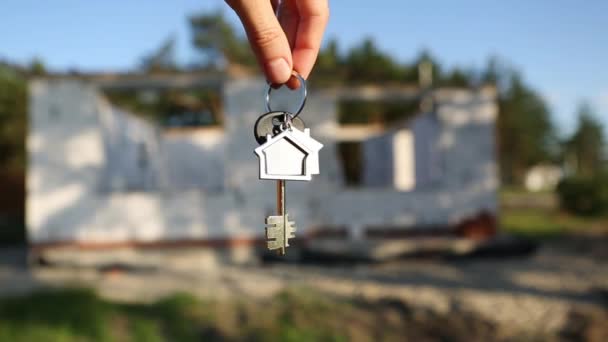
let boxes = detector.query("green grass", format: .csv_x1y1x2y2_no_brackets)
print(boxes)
0,288,347,342
500,208,605,239
499,189,608,239
501,209,566,239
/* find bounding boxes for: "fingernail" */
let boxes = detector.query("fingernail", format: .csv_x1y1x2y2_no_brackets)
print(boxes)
265,58,291,84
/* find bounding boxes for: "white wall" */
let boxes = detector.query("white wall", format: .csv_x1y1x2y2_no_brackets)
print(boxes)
27,78,498,244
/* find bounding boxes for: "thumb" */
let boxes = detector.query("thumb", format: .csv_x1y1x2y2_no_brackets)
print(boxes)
227,0,293,84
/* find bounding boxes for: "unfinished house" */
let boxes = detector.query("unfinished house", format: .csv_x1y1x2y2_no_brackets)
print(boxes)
27,74,498,264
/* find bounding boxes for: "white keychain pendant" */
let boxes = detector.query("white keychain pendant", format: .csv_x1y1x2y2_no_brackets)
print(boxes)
254,126,323,181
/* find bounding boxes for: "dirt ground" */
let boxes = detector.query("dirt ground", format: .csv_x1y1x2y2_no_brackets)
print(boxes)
1,233,607,341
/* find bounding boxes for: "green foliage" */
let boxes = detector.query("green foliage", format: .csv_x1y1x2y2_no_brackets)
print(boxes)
147,293,207,340
0,65,27,172
338,99,420,125
0,289,346,342
29,57,47,76
481,57,500,85
497,72,556,185
500,198,608,239
140,36,178,73
557,175,608,217
437,67,473,87
0,289,112,341
103,87,222,127
190,10,255,68
0,64,27,244
500,208,567,239
0,289,216,342
563,103,605,177
311,38,347,87
555,104,607,217
343,38,406,84
311,40,458,87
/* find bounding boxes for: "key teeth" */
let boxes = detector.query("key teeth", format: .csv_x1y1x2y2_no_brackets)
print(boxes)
264,215,297,251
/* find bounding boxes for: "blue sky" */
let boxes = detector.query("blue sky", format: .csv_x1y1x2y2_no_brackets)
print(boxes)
2,0,606,137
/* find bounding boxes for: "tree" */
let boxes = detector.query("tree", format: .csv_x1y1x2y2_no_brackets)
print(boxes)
438,68,473,88
564,103,605,177
0,63,27,244
311,38,344,86
497,72,556,185
189,11,254,69
140,36,178,73
344,38,404,84
29,57,46,76
0,65,27,172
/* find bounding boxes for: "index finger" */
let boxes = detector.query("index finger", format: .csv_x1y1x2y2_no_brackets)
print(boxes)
292,0,330,79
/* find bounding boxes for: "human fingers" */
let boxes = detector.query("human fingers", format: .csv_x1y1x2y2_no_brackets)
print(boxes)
226,0,293,84
292,0,329,78
277,0,299,49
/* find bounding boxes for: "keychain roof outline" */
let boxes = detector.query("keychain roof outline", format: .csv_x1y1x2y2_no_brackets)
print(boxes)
254,127,323,181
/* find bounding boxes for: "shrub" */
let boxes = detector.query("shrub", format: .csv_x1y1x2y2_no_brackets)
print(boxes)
556,175,608,216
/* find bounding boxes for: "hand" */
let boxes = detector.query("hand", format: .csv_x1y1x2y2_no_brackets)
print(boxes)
226,0,329,85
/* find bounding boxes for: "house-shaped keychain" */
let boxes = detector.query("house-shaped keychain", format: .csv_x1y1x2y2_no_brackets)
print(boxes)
254,127,323,181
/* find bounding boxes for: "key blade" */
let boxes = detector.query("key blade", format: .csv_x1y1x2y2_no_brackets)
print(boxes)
286,222,297,239
265,215,297,250
280,214,297,247
265,215,285,250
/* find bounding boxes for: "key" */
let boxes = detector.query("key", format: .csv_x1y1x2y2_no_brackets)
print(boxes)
254,118,322,254
265,180,296,255
253,73,322,255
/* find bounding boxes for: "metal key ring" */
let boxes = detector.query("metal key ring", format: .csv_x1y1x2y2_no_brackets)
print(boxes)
264,71,307,119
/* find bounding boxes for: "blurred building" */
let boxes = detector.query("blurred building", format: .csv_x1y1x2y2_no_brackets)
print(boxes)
524,164,564,192
27,73,498,264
